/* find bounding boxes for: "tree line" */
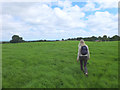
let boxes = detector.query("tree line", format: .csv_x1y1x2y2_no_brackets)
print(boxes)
65,35,120,41
2,35,120,44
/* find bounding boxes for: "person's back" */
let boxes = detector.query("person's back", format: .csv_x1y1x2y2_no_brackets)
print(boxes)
77,39,90,76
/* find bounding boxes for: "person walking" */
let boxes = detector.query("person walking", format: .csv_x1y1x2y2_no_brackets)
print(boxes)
77,39,90,76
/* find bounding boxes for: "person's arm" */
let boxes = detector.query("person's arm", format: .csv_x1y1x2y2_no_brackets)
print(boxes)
77,46,81,62
87,46,90,60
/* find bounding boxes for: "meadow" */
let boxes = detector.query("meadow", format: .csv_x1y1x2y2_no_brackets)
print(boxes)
2,41,118,88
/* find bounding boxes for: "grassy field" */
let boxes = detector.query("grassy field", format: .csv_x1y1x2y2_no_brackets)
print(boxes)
2,41,118,88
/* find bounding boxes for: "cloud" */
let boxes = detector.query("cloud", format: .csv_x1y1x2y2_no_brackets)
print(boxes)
2,14,33,40
92,0,118,9
57,0,72,8
1,1,118,41
81,2,99,11
81,0,118,12
86,11,118,36
2,2,87,40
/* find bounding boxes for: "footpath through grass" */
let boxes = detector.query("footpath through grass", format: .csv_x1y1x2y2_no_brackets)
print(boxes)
2,41,118,88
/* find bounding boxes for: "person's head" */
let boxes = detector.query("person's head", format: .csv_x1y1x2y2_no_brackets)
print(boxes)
79,39,85,46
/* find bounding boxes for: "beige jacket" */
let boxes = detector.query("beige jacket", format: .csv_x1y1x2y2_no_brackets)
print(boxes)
77,44,90,60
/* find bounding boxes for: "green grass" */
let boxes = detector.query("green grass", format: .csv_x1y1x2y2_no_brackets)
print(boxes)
2,41,118,88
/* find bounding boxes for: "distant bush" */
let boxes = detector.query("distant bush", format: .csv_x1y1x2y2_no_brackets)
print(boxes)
10,35,24,43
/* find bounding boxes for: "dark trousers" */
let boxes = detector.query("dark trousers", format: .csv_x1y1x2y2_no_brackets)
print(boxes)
79,56,88,73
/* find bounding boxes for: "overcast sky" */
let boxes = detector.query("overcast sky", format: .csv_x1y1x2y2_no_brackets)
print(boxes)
1,0,118,41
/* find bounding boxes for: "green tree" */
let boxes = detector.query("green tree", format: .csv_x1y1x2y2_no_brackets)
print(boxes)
10,35,24,43
77,37,83,41
107,36,111,41
98,36,102,41
103,35,107,41
91,36,97,41
111,35,119,41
